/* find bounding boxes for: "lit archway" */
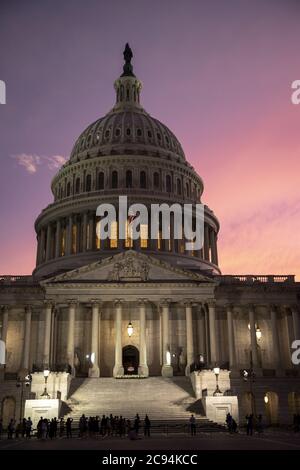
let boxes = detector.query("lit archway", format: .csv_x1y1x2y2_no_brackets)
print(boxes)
122,345,139,375
264,391,279,425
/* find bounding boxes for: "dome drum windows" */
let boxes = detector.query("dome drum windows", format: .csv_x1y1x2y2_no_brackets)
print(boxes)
86,174,92,192
126,170,133,188
111,170,118,189
166,174,172,193
153,172,160,189
75,177,81,194
140,170,147,189
97,171,104,190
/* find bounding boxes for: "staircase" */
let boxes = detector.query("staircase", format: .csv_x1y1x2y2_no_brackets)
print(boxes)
62,376,225,431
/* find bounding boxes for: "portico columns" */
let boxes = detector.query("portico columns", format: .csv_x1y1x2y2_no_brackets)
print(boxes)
161,299,173,377
22,306,32,372
226,304,236,370
208,301,217,365
270,305,283,374
248,305,259,368
43,301,53,367
67,300,77,374
184,301,194,376
138,299,149,377
113,300,124,377
89,301,100,377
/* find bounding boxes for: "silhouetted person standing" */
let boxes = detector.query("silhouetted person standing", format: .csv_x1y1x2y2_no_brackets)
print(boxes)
189,414,196,436
144,414,151,437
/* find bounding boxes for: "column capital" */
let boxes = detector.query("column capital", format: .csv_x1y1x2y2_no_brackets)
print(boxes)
247,303,255,312
114,299,125,306
182,299,194,307
207,299,216,308
159,298,172,308
138,298,148,305
0,305,9,313
25,305,32,314
225,303,234,311
90,299,102,309
67,299,78,306
43,300,54,309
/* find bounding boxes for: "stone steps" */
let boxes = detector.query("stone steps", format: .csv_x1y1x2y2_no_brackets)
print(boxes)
64,376,208,423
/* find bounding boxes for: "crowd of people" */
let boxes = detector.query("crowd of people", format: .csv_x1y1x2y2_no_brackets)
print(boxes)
0,413,152,440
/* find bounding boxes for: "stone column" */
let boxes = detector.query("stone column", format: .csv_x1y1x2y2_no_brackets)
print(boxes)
55,219,61,258
161,299,173,377
208,301,217,365
204,223,210,261
1,305,9,343
82,212,88,252
46,224,52,261
226,304,235,370
210,230,218,265
89,301,100,377
43,302,53,367
291,306,300,341
270,305,283,373
248,305,259,368
40,227,46,263
67,300,76,374
66,215,73,255
138,299,149,376
185,301,194,376
22,306,32,372
113,300,124,377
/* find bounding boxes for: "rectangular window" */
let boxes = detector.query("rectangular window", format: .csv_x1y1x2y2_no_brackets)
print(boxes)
61,228,66,256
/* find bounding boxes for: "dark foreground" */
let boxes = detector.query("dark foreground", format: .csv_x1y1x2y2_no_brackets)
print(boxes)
0,429,300,451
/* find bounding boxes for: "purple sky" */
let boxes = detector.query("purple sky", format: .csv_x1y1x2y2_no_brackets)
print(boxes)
0,0,300,278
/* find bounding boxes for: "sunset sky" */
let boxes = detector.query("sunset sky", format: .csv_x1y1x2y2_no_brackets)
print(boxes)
0,0,299,279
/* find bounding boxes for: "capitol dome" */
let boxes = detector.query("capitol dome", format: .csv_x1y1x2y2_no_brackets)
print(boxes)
33,44,220,279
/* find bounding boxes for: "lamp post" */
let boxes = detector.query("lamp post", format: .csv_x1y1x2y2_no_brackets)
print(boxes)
213,366,222,396
241,358,256,415
16,374,32,422
40,368,50,399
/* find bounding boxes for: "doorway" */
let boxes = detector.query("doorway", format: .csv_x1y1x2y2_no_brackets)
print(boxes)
122,345,139,375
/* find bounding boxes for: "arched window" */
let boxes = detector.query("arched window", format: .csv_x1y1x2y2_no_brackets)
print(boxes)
177,178,182,195
166,175,171,193
153,172,160,188
75,177,80,194
86,174,92,192
126,170,133,188
66,182,71,197
97,171,104,190
140,171,147,189
112,170,118,189
186,182,190,198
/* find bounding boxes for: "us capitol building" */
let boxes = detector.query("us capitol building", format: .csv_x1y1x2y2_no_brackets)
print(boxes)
0,45,299,427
